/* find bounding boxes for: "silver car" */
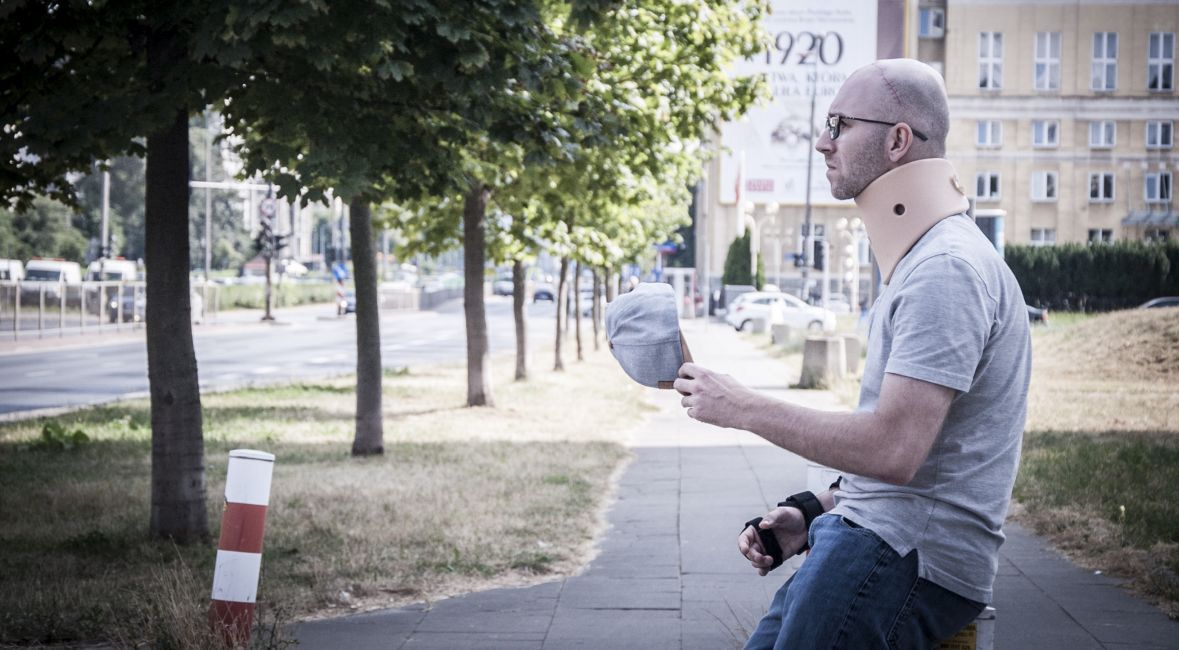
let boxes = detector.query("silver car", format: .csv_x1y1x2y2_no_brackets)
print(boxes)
724,291,836,333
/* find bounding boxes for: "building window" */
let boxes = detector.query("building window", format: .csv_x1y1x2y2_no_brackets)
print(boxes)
1032,120,1060,147
1088,229,1114,243
975,172,1001,200
1148,32,1174,91
1146,172,1172,203
1091,32,1118,91
976,120,1002,147
1035,32,1062,91
1089,121,1115,148
979,32,1003,89
1089,172,1115,202
1145,229,1170,242
1146,121,1174,149
1030,228,1056,246
919,8,945,38
1031,172,1058,201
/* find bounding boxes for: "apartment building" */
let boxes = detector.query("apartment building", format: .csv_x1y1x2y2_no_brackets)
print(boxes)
921,0,1178,244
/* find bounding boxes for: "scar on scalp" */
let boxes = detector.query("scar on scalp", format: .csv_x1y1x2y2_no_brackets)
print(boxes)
872,63,902,106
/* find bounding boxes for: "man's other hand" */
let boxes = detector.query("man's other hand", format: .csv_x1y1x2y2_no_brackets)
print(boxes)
674,362,755,429
737,506,809,576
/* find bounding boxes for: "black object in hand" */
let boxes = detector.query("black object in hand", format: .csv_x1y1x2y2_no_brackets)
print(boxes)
743,516,784,571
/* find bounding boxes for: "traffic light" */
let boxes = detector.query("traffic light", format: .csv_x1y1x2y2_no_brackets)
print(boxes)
254,215,275,256
813,239,826,271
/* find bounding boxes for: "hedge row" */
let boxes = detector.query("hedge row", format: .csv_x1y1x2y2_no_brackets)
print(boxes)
1005,241,1179,311
211,282,338,310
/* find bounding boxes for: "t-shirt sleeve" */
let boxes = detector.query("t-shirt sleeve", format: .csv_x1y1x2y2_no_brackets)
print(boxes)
884,254,995,393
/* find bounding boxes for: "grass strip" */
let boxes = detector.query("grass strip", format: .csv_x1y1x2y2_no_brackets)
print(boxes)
1014,430,1179,618
0,348,651,645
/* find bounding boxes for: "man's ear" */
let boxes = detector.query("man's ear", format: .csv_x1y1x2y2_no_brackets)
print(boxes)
886,124,916,163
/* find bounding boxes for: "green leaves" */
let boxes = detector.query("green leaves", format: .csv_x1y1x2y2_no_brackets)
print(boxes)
28,421,91,452
376,60,414,81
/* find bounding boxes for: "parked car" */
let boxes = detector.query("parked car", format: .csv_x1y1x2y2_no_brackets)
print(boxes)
108,287,146,323
339,289,356,315
0,259,24,281
1138,297,1179,309
825,294,853,314
22,258,83,301
724,291,836,333
86,258,138,282
492,276,514,296
108,285,205,324
533,282,555,302
1026,305,1049,325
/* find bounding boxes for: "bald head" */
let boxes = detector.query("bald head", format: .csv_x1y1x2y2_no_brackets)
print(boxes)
843,59,949,158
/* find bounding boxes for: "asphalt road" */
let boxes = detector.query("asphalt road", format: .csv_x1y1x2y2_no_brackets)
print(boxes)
0,296,570,416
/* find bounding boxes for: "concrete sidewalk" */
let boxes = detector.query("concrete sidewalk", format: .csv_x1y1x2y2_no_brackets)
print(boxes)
293,318,1178,649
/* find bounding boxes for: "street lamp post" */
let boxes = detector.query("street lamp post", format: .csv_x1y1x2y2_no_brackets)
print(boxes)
836,217,866,316
800,58,818,301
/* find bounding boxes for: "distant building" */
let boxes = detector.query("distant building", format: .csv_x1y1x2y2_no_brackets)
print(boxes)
931,0,1177,246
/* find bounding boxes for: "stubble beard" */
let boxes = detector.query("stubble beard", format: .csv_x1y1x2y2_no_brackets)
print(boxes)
829,131,891,200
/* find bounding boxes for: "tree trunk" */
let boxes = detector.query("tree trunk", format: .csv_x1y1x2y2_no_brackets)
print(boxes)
463,183,494,406
574,262,584,361
591,268,601,351
145,106,208,543
605,268,616,303
553,256,569,371
512,258,527,381
349,197,384,456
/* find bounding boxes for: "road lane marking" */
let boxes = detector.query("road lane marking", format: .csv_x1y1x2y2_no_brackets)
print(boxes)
252,366,278,375
25,370,53,378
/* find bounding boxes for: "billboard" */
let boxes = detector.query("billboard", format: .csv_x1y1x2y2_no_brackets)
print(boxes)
719,0,879,207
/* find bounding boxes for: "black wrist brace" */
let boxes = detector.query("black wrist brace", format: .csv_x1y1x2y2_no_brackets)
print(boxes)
778,490,825,552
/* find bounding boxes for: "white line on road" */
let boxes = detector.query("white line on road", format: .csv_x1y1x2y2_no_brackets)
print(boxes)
25,369,53,378
252,366,279,375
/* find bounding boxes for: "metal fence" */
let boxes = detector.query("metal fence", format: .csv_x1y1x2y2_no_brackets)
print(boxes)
0,280,470,340
0,280,156,339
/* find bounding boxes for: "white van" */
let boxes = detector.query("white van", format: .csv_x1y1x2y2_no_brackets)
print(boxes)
86,258,139,282
23,258,83,300
0,259,23,281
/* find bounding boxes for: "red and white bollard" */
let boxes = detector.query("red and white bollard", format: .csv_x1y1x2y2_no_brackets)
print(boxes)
209,449,275,646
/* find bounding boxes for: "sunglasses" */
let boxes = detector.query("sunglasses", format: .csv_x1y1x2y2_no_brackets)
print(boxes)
825,114,929,142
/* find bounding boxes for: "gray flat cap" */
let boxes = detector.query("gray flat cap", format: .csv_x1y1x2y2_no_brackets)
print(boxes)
606,282,692,389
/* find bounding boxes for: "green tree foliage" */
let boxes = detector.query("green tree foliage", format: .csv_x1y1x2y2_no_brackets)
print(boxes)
490,0,767,369
723,231,753,286
1006,241,1179,311
0,198,88,262
72,157,147,261
187,114,255,272
218,0,585,433
1,0,256,544
755,250,765,291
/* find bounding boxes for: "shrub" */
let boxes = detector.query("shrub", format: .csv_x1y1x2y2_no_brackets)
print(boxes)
1005,241,1178,311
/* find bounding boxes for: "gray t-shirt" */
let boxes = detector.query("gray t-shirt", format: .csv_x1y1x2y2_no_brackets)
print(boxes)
831,213,1031,604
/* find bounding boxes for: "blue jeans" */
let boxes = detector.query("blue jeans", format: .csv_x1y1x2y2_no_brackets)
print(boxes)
744,514,985,650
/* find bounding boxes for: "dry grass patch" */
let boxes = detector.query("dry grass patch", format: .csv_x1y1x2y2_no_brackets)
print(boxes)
1018,308,1179,618
0,347,652,645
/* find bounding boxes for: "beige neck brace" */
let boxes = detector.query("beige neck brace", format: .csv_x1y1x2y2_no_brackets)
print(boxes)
853,158,970,283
